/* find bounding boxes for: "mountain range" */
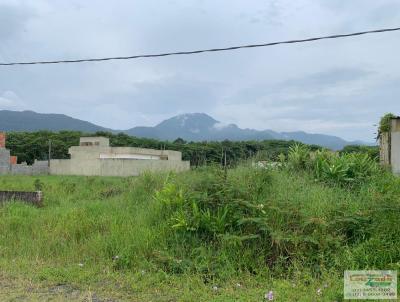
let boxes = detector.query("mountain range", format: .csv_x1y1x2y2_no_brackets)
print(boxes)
0,110,366,150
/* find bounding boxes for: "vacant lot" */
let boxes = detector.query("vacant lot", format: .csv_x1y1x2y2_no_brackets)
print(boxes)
0,151,399,301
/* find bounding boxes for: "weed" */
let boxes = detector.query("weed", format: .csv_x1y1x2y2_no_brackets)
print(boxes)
0,162,398,300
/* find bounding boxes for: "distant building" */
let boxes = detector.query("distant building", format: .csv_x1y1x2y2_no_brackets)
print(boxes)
379,117,400,174
0,134,190,177
50,137,190,176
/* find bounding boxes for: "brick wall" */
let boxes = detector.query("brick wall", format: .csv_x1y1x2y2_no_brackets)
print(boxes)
10,156,17,165
0,132,5,148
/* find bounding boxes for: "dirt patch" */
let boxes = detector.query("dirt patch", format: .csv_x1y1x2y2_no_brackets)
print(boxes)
0,274,118,302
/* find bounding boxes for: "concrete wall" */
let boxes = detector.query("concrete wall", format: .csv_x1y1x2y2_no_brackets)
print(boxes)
99,153,162,160
50,158,190,176
0,190,43,207
381,118,400,175
391,119,400,174
10,160,49,175
80,136,110,146
1,135,189,177
70,146,181,161
0,148,10,175
0,132,49,176
380,132,390,166
0,146,49,176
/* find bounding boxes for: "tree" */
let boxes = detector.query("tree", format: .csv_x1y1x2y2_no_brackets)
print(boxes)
173,138,186,145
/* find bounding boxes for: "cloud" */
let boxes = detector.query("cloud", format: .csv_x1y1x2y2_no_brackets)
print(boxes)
213,122,230,131
127,75,223,115
283,68,373,88
0,2,34,41
226,67,374,107
0,90,25,109
213,69,397,141
0,0,399,142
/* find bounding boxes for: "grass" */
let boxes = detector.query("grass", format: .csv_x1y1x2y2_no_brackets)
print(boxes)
0,163,399,301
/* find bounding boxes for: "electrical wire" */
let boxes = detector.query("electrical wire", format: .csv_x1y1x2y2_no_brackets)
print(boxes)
1,27,399,66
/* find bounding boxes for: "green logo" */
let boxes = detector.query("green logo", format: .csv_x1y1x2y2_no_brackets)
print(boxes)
344,270,397,300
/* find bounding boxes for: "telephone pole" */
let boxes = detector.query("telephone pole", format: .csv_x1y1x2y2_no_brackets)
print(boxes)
48,139,52,167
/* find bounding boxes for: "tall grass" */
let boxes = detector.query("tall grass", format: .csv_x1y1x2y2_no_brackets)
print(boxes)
154,165,399,279
0,160,399,298
0,174,167,274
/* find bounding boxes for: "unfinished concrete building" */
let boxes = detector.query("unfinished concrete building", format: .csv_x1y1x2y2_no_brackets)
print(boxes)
380,117,400,174
0,132,49,175
50,137,190,176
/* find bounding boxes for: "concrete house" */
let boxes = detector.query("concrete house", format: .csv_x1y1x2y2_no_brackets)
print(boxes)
50,136,190,176
379,117,400,174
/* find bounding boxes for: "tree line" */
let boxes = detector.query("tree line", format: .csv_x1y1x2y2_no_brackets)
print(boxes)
5,130,377,166
4,131,312,166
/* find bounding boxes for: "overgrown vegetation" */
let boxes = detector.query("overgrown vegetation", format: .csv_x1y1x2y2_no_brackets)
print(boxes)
340,144,379,159
0,145,399,300
379,112,396,134
286,144,379,187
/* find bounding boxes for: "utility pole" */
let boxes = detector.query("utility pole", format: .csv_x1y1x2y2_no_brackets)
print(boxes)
48,139,52,167
224,150,227,180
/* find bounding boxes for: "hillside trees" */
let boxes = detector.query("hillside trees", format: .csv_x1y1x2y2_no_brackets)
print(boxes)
6,130,322,166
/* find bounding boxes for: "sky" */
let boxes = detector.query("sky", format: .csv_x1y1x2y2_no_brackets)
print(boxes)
0,0,399,142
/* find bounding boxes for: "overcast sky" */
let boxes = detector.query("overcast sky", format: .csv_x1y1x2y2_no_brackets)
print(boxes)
0,0,399,142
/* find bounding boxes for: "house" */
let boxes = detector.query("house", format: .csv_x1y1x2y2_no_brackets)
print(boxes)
50,136,190,176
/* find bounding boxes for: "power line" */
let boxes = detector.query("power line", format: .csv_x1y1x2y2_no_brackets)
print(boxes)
1,26,399,66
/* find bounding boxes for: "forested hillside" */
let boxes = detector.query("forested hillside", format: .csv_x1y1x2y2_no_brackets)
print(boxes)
1,110,367,150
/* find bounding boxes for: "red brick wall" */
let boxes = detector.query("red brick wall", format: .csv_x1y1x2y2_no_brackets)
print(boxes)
0,132,5,148
10,156,17,165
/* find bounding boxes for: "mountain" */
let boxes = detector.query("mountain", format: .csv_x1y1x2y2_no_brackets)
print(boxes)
0,110,110,132
279,131,359,151
127,113,268,141
126,113,362,150
0,110,365,150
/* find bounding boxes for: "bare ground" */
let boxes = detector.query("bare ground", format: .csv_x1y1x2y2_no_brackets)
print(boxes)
0,274,119,302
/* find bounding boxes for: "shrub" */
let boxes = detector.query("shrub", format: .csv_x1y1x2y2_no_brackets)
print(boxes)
287,145,380,188
287,144,311,170
340,145,379,160
379,113,396,133
152,166,378,277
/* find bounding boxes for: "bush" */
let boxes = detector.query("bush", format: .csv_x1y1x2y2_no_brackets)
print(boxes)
379,113,396,133
152,165,387,277
287,145,380,188
287,144,311,170
340,145,379,160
